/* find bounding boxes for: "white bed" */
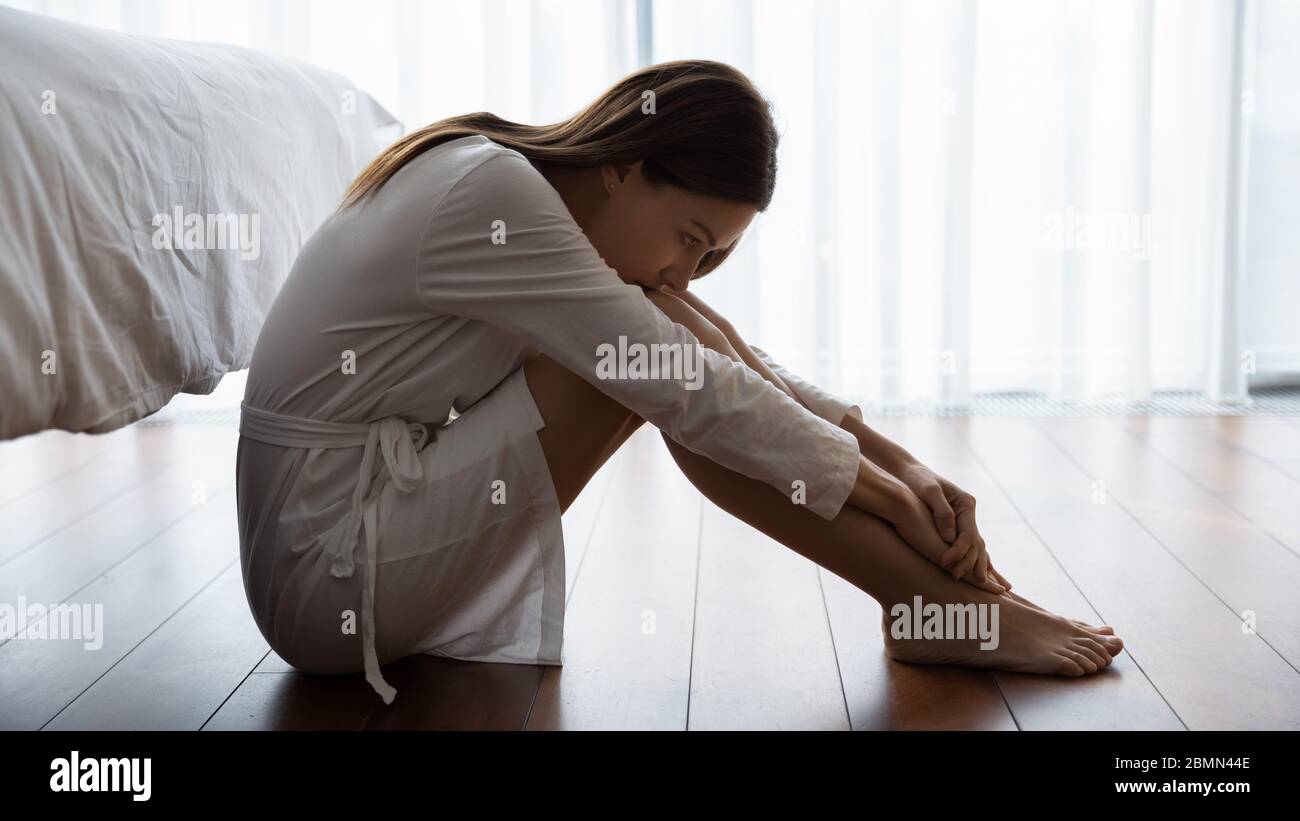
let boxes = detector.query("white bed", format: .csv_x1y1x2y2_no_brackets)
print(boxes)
0,7,398,439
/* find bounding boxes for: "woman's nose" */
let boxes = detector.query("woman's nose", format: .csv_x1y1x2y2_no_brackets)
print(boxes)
663,268,691,293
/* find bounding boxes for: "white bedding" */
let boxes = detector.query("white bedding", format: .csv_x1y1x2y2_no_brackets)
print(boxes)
0,7,399,439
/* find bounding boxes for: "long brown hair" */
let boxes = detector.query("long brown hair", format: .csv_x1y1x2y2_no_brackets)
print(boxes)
340,59,779,277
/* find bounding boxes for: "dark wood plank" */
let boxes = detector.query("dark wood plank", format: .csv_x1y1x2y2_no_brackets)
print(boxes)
1197,416,1300,465
560,443,619,604
1128,417,1300,557
1042,416,1300,671
859,418,1178,730
0,489,238,730
254,650,295,673
0,425,228,565
960,417,1300,729
1277,417,1300,482
360,657,543,730
19,409,1298,730
0,428,129,507
979,520,1183,730
203,673,381,731
44,563,266,730
687,491,848,730
0,428,238,613
207,655,543,731
231,627,545,730
1202,414,1300,505
911,418,1187,729
526,426,701,730
1202,415,1300,505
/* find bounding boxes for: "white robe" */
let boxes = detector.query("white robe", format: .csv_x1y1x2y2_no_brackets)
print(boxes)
235,135,863,704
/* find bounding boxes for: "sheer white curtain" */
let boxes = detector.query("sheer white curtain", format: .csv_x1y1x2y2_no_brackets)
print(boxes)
9,0,1295,411
659,0,1294,410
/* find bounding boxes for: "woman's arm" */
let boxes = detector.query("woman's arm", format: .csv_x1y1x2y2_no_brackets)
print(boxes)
671,287,1010,591
673,289,909,463
665,289,806,406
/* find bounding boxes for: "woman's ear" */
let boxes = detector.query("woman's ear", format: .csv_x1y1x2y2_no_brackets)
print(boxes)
602,160,642,191
599,164,620,192
620,160,643,184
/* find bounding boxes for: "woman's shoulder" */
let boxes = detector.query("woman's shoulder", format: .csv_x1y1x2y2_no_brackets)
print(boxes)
404,133,542,191
414,134,595,276
359,132,559,234
422,135,569,226
450,135,552,196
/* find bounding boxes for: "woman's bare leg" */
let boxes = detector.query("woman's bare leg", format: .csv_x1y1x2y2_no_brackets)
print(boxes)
523,352,649,513
522,292,1122,675
656,435,1122,675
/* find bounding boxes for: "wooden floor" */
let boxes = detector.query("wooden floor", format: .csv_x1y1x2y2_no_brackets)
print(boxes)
2,414,1299,730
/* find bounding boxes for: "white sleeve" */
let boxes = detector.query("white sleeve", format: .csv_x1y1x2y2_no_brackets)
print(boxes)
748,346,864,427
415,150,860,521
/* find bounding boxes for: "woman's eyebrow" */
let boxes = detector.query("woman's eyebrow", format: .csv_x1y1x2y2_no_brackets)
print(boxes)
690,218,718,247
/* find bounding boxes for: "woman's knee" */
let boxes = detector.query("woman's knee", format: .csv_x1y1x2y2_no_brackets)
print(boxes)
644,290,742,363
522,351,630,428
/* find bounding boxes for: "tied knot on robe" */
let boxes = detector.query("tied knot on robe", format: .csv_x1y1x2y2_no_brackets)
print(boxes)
238,402,433,706
312,415,430,578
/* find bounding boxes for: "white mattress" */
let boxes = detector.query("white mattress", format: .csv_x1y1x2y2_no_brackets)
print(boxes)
0,7,399,439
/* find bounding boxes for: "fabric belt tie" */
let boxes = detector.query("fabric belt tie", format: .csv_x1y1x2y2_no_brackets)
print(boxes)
239,401,430,705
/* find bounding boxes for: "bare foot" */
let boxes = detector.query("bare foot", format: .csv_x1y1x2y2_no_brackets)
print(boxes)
881,587,1124,676
1001,589,1117,636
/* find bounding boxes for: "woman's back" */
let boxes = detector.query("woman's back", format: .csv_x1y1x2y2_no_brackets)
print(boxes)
244,134,530,428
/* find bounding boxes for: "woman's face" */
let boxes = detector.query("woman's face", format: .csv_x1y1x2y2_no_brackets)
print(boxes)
585,161,757,294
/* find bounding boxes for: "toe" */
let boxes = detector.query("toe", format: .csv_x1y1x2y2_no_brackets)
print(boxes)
1070,619,1114,636
1073,638,1107,667
1055,653,1085,676
1062,648,1098,674
1080,634,1111,654
1075,636,1112,667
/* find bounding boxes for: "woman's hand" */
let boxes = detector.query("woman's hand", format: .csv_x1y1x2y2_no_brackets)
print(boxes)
892,462,1012,591
846,457,1007,594
891,488,1006,594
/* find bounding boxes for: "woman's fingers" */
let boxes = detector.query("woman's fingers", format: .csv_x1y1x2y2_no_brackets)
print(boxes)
939,530,973,568
951,537,982,581
921,482,958,543
931,479,1006,592
944,490,990,582
960,549,1004,593
895,495,973,574
894,488,1005,595
969,572,1005,594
